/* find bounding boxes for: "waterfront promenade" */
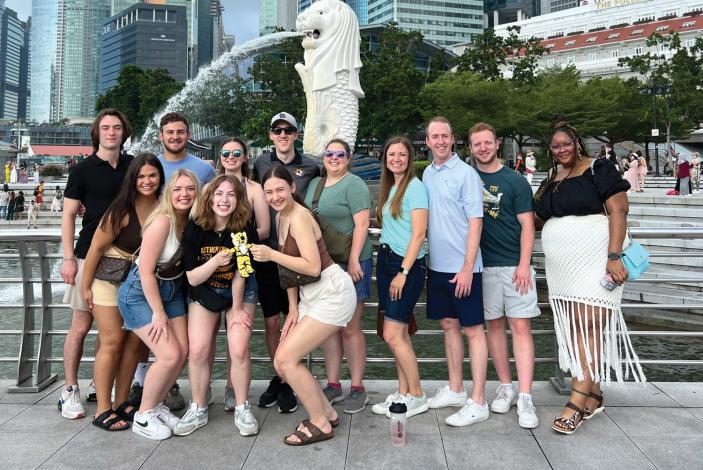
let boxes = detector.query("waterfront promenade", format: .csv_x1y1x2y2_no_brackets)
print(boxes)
1,379,702,469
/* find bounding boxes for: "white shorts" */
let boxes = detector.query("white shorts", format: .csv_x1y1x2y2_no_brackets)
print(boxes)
62,258,90,312
482,266,540,321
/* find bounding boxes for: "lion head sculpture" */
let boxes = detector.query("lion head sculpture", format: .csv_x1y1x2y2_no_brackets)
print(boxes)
296,0,364,97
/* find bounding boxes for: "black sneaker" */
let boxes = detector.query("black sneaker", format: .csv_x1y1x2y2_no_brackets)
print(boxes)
258,375,281,408
278,382,298,413
127,383,143,408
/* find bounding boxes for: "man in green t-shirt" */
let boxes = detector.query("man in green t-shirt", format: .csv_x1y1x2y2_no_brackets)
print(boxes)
471,122,540,430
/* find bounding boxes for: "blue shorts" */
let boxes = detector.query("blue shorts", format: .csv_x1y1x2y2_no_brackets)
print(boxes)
243,275,258,305
376,244,425,324
338,258,372,302
426,269,484,327
118,266,186,330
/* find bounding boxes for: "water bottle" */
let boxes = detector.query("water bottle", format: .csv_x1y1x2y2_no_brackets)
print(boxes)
389,402,407,447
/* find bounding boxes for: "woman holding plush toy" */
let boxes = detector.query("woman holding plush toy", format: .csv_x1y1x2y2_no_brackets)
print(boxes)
174,174,260,438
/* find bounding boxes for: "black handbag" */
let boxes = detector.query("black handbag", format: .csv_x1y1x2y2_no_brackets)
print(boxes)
94,247,140,283
311,177,353,264
189,283,232,312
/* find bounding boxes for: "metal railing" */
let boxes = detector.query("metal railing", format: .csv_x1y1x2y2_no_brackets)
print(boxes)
1,228,702,393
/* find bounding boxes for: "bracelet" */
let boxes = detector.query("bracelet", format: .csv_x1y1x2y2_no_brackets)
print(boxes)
63,257,75,261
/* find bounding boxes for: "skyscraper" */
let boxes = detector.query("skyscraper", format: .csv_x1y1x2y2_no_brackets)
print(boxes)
260,0,297,36
484,0,540,28
367,0,483,47
0,1,31,120
31,0,110,123
298,0,369,25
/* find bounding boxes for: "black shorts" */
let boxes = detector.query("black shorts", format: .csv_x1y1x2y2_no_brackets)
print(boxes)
255,261,289,318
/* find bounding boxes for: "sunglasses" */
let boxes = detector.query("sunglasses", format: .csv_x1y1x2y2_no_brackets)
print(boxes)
323,150,349,159
271,127,297,135
220,150,243,159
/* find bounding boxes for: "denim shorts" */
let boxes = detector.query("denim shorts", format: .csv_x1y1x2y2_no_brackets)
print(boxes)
338,258,372,302
426,269,484,327
376,244,426,324
118,265,186,330
243,275,258,305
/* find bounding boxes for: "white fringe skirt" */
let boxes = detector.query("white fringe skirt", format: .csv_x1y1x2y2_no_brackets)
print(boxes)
542,214,645,383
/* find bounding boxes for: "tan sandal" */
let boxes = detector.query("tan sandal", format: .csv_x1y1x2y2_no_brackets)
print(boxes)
284,421,334,446
552,402,585,435
584,392,605,420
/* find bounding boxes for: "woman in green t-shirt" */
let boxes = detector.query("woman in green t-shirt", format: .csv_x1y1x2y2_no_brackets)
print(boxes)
304,139,373,413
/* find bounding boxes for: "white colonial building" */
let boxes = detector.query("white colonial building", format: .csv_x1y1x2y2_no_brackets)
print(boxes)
454,0,703,79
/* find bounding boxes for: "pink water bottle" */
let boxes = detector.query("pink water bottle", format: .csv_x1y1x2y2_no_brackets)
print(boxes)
389,402,407,447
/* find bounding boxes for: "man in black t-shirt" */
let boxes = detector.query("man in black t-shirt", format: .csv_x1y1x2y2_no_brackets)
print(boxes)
251,112,321,413
58,109,133,420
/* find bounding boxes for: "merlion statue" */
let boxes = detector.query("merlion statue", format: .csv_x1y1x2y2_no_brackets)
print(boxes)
295,0,364,156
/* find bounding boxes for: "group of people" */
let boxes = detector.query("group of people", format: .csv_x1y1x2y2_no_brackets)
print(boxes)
55,108,644,446
0,180,61,227
619,152,648,193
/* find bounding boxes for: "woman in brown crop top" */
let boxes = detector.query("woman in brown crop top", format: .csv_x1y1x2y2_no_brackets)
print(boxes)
81,153,164,431
251,165,356,446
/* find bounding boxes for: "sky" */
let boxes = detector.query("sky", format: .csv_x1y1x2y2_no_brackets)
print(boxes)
5,0,260,44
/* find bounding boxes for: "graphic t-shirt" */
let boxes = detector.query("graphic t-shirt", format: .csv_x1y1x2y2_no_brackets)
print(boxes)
182,220,257,290
476,166,534,267
304,173,373,261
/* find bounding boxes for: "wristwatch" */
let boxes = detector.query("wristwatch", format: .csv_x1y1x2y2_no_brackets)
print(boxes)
607,252,621,261
398,266,410,276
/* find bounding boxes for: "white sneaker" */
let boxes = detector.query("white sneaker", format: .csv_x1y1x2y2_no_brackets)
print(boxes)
58,385,85,419
427,385,467,409
372,391,401,415
132,409,172,440
517,394,539,429
173,401,209,436
400,393,429,418
234,401,259,436
490,383,516,413
445,399,490,427
155,403,180,430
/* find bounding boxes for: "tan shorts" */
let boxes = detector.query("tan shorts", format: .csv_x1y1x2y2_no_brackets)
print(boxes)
62,258,90,312
482,266,540,321
91,278,119,307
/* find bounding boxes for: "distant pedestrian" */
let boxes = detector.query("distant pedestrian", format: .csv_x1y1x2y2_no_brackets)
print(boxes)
0,187,8,219
6,190,15,221
678,155,691,197
691,152,700,193
525,150,537,185
625,154,640,193
14,190,24,220
10,162,17,183
51,186,63,212
637,154,647,192
27,200,38,229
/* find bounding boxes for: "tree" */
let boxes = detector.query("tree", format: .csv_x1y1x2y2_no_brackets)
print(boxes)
95,65,184,138
456,26,547,84
357,23,426,145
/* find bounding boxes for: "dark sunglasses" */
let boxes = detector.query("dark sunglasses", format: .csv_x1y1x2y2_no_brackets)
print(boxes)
271,127,297,135
323,150,349,159
221,150,243,159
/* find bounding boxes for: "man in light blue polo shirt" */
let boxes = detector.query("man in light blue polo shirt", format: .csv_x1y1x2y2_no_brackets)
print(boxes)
422,116,490,427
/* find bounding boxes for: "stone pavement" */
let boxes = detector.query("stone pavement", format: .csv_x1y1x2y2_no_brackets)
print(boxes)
1,379,701,469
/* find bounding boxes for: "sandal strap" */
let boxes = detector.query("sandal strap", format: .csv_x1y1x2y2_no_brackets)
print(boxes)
571,388,591,399
565,401,584,415
588,392,604,404
302,421,324,438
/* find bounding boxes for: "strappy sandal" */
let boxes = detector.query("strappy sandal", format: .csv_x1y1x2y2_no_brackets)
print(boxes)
92,409,130,432
584,392,605,420
303,417,339,429
552,402,585,435
284,421,334,446
114,401,136,422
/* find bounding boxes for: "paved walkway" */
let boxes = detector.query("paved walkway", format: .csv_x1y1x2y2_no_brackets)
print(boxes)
1,379,702,469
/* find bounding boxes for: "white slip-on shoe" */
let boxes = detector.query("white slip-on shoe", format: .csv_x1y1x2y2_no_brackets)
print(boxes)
445,399,490,427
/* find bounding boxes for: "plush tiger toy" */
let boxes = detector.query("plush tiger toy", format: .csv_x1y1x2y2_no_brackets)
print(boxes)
231,231,254,278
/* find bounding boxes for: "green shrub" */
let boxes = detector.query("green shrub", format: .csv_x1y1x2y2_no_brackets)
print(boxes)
413,161,430,179
40,164,65,177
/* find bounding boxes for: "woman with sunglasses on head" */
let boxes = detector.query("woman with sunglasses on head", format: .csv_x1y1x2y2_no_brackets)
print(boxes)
371,137,429,418
175,174,260,437
534,117,645,436
217,138,270,411
81,154,164,431
118,169,198,441
303,139,373,414
250,165,356,446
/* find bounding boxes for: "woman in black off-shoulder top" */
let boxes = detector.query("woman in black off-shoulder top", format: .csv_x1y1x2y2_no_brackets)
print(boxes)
534,119,645,436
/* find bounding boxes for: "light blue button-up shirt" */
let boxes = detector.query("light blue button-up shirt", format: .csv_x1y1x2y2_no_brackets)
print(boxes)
423,153,483,273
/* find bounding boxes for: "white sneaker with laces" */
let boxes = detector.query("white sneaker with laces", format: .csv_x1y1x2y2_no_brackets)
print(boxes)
372,391,401,415
427,385,467,409
155,403,180,430
234,401,259,436
173,401,209,436
388,393,428,418
58,385,85,419
445,399,490,427
132,409,172,440
517,394,539,429
490,383,516,413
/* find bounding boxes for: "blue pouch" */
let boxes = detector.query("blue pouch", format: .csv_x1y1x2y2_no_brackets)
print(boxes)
621,241,650,281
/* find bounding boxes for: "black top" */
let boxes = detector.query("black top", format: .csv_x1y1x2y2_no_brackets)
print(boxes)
252,149,321,248
64,153,133,258
14,194,24,212
534,158,630,221
113,207,142,254
182,220,258,290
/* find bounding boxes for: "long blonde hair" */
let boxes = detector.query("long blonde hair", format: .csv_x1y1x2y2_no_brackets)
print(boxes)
143,169,200,232
376,136,415,226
